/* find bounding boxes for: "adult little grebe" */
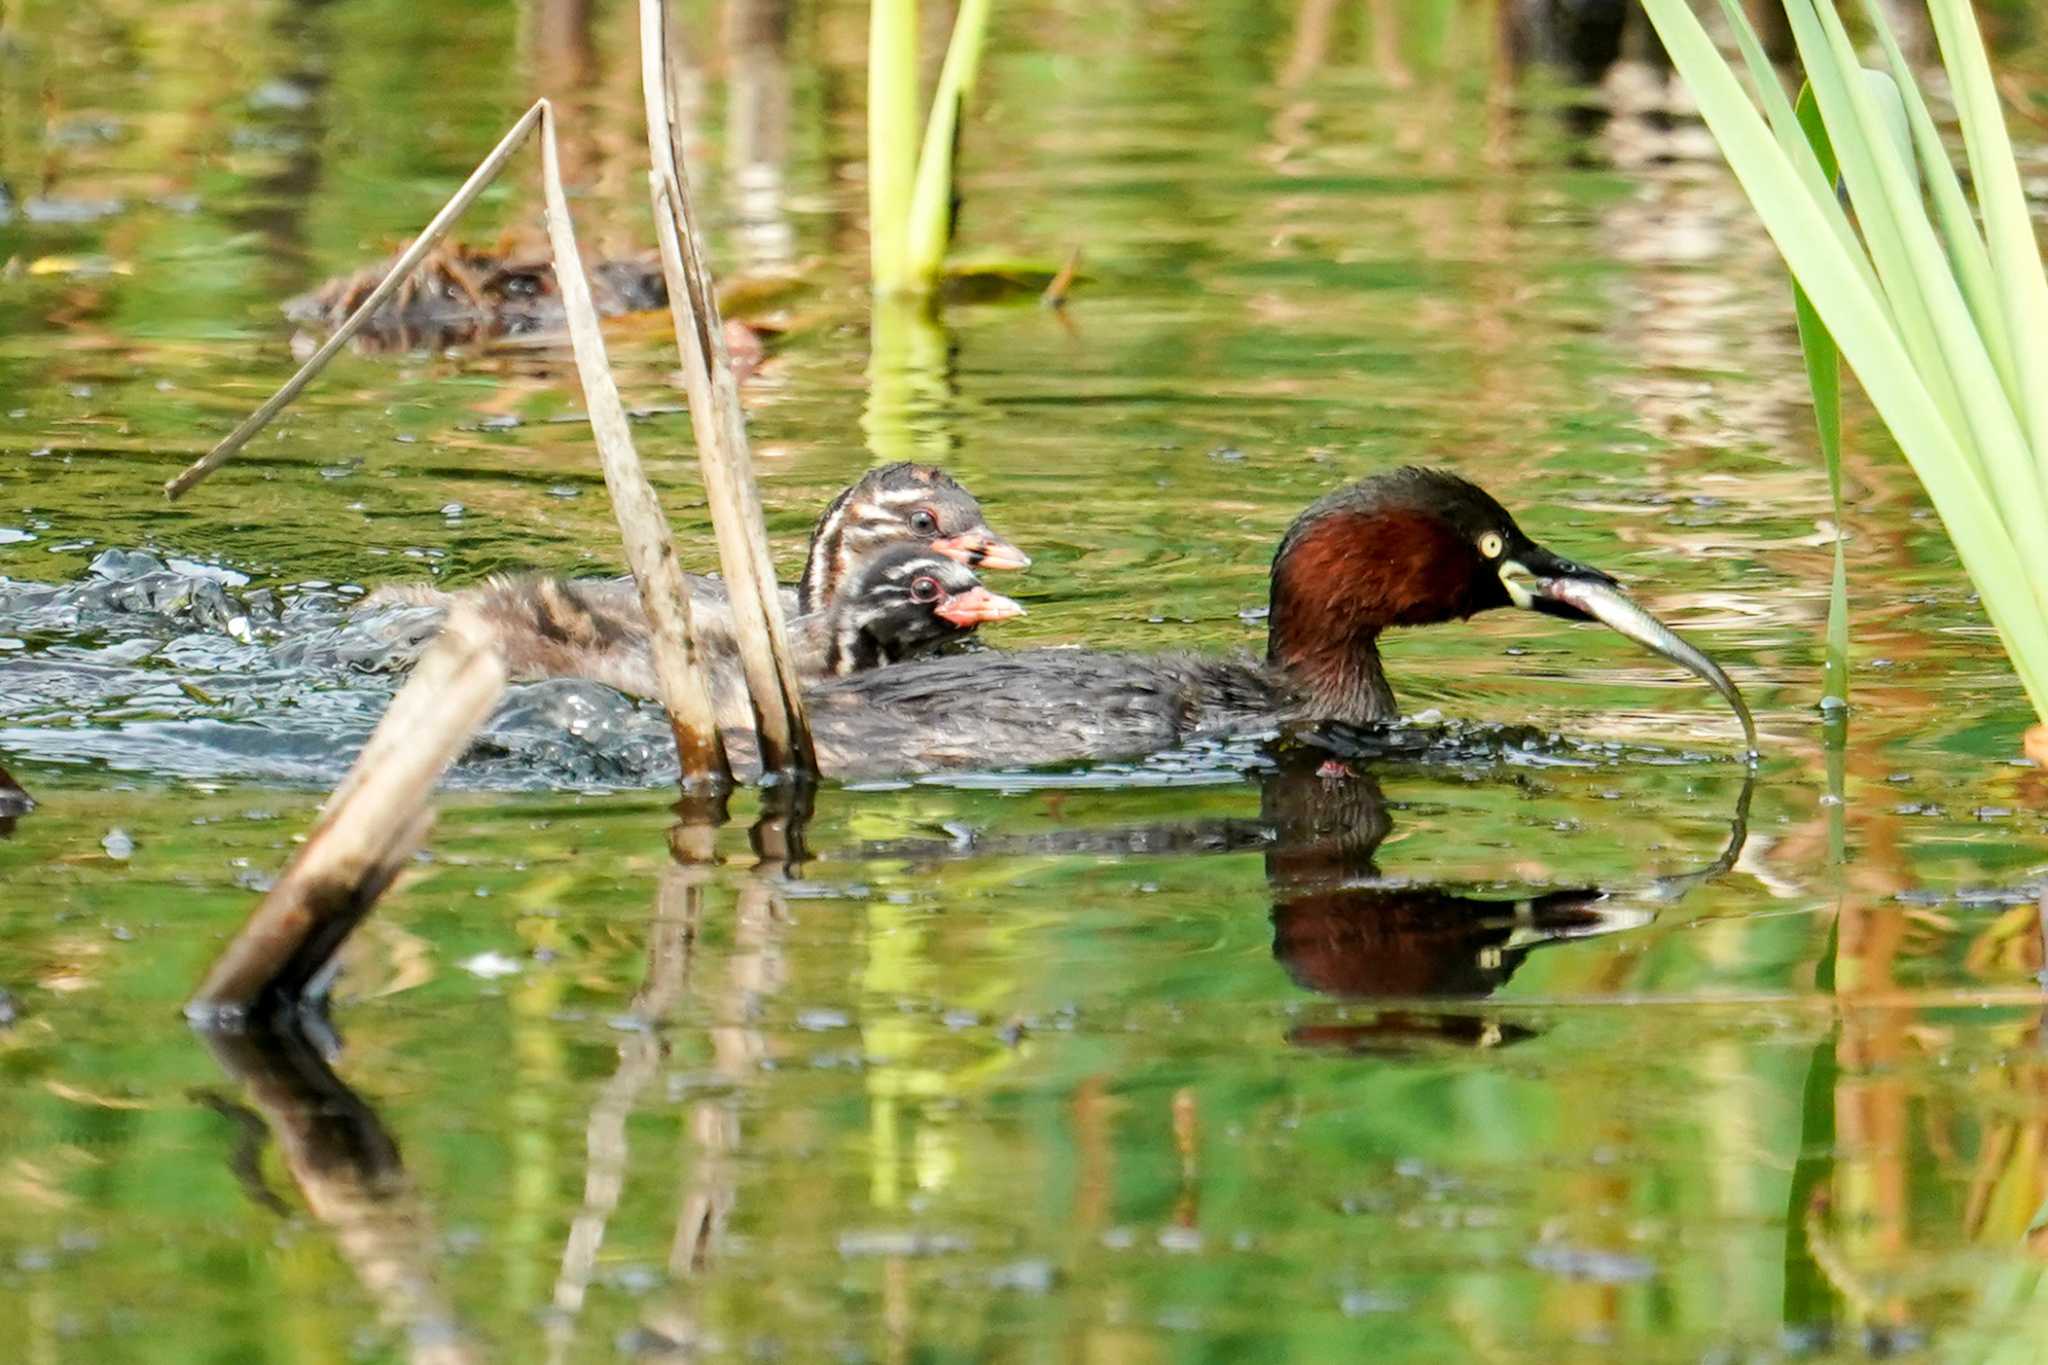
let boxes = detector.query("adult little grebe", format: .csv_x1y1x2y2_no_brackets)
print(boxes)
468,543,1023,702
790,467,1753,775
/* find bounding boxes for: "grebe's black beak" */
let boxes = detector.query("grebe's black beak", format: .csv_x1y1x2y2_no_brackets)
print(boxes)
1495,543,1619,624
931,529,1032,573
1498,543,1757,756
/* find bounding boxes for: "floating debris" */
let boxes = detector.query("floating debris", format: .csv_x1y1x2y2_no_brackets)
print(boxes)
283,240,669,349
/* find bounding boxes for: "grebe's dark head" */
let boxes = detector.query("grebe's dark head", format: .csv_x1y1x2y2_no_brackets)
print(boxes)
800,463,1029,614
821,544,1026,678
1268,467,1752,743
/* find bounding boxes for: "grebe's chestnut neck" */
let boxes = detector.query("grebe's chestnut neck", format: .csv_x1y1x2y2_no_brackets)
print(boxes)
1267,468,1618,725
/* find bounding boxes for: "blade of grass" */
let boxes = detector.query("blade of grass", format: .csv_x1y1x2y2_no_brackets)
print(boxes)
163,101,546,500
1791,0,2048,573
1711,0,1883,303
1927,0,2048,473
1797,0,2045,527
869,0,920,294
1793,88,1849,713
1854,0,2017,407
903,0,993,291
1776,0,1970,449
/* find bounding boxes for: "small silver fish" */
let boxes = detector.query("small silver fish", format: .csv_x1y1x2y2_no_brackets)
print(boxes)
1540,575,1758,757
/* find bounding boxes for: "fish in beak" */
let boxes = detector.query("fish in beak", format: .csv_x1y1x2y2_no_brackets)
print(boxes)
1497,545,1757,756
934,585,1027,628
931,529,1032,573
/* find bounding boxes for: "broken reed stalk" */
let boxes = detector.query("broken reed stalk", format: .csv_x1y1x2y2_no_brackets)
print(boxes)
186,608,507,1021
639,0,815,777
164,102,545,502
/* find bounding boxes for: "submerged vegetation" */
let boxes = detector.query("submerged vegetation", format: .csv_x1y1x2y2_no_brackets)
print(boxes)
1641,0,2048,726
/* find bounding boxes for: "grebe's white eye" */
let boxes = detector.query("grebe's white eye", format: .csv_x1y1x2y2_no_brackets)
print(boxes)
909,575,941,604
1478,531,1505,560
907,508,938,535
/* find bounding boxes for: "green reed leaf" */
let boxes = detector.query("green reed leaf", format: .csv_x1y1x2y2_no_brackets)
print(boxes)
1854,0,2016,407
1927,0,2048,474
1791,85,1848,713
1797,0,2043,530
1638,0,2048,721
1712,0,1882,302
868,0,921,294
904,0,993,293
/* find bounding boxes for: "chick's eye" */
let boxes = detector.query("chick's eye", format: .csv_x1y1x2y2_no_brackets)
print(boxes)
908,509,938,535
1478,531,1505,560
909,575,941,603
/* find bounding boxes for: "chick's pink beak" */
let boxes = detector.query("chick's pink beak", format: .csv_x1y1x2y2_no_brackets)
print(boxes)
934,585,1026,627
931,529,1031,573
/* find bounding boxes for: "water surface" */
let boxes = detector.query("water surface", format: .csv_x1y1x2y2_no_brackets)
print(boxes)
7,0,2048,1359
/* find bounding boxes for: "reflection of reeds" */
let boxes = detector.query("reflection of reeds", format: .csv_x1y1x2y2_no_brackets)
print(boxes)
1944,911,2048,1363
198,1025,477,1365
1962,900,2048,1253
639,792,806,1350
546,833,709,1364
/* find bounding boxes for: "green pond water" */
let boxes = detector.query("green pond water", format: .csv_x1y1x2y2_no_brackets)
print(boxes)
10,0,2048,1359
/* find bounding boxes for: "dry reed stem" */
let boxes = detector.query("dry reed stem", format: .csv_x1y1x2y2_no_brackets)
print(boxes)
641,0,815,776
534,100,732,783
186,608,508,1020
164,102,546,501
